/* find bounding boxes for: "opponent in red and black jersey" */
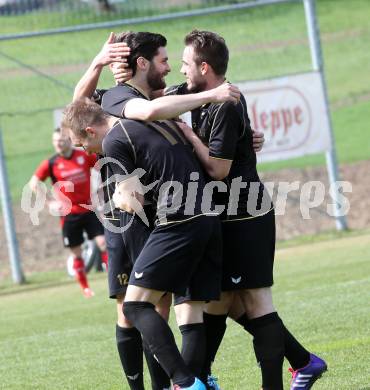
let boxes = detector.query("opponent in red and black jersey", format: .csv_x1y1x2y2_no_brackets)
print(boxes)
34,149,97,215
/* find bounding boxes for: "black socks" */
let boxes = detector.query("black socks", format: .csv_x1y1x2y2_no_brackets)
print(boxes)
238,313,310,370
280,324,310,370
179,323,206,378
248,312,285,390
143,341,171,390
200,313,228,383
123,301,194,387
116,325,144,390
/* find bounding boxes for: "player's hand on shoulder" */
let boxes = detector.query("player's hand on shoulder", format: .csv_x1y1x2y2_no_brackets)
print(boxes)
94,32,131,68
176,121,194,141
211,82,240,104
252,130,265,152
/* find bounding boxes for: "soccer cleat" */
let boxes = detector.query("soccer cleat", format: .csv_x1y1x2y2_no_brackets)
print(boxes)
82,287,95,298
289,353,327,389
207,375,221,390
173,377,206,390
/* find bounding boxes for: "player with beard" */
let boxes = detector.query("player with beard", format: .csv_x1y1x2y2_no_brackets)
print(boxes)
169,30,327,390
73,34,171,390
73,31,240,390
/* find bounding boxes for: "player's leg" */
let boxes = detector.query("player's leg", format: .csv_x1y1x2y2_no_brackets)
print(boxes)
230,292,327,390
173,216,223,387
229,294,312,372
200,291,234,388
174,301,206,379
69,244,94,297
94,234,108,268
222,210,285,390
62,214,93,297
121,211,172,390
238,287,285,390
105,220,145,390
143,292,172,390
124,286,198,389
124,216,221,389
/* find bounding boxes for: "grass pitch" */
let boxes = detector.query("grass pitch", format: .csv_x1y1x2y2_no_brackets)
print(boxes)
1,232,369,389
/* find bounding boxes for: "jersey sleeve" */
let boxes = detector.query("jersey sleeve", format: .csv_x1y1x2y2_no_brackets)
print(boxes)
92,89,107,106
102,126,136,180
208,102,244,161
34,159,50,181
101,86,138,118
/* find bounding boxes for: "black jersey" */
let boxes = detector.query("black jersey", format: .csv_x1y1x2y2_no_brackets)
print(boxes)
101,83,148,118
167,83,272,219
97,154,120,220
92,84,147,220
102,119,214,225
91,91,120,220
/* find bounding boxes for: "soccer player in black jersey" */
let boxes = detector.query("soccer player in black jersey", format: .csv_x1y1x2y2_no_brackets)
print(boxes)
71,34,172,390
171,30,327,390
62,98,223,390
84,31,323,390
73,31,241,390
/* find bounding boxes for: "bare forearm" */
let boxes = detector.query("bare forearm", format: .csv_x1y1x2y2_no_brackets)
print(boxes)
146,90,214,120
29,177,51,201
185,131,231,180
73,59,103,101
187,133,214,173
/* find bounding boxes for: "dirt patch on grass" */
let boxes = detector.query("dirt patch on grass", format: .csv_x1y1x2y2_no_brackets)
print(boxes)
1,160,370,281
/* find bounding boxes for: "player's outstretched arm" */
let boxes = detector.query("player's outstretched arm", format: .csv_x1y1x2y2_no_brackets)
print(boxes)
73,32,130,101
177,122,232,180
29,175,44,195
124,82,240,121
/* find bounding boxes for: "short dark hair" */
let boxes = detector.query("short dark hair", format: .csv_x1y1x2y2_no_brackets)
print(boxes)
184,30,229,76
114,31,167,76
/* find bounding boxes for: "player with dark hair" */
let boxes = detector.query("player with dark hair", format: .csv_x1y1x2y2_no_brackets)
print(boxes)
62,98,223,390
70,35,172,390
73,30,242,390
170,29,327,390
29,128,108,298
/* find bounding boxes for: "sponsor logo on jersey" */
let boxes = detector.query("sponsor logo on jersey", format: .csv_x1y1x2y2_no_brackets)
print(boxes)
77,156,85,165
134,272,144,279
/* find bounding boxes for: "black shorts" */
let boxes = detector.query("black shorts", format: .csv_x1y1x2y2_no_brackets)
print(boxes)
221,208,275,291
120,211,153,265
61,211,104,248
129,215,222,302
104,218,132,299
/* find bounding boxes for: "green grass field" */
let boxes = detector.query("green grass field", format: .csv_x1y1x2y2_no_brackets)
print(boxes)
1,0,370,199
1,232,369,389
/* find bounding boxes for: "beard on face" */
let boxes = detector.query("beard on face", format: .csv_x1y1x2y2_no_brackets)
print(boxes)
147,62,167,91
186,77,207,93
